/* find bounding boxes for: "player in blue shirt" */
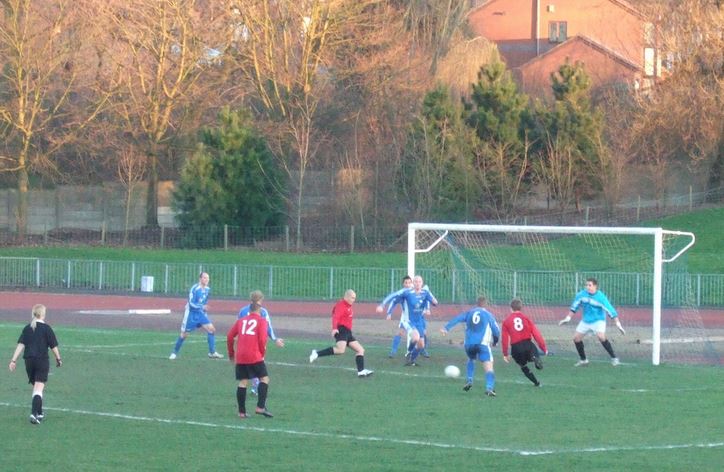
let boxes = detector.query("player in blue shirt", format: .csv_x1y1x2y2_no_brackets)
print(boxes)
559,277,625,366
388,275,438,366
376,275,413,357
169,272,223,360
238,290,285,394
440,296,500,397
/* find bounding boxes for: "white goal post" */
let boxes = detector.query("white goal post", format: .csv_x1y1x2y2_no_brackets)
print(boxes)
408,223,696,366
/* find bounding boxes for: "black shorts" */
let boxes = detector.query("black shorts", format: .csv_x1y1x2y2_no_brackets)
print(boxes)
511,340,538,366
235,361,268,380
24,357,50,384
334,325,356,344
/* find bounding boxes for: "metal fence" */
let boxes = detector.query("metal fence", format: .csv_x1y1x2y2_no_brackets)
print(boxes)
1,256,721,307
0,187,721,252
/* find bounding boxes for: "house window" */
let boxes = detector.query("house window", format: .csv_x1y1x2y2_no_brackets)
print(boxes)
549,21,567,43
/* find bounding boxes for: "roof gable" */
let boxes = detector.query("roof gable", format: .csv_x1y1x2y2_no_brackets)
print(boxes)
516,35,640,72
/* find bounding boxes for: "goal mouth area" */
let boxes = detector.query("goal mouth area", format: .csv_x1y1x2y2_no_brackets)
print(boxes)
407,223,721,366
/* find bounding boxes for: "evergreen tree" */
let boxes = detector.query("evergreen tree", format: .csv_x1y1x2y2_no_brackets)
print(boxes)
172,108,284,246
398,84,477,220
464,61,531,219
530,60,605,213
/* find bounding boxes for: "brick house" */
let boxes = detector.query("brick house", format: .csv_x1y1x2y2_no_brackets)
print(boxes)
467,0,661,98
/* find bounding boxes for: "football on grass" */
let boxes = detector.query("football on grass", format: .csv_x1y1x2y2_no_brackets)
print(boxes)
444,365,460,378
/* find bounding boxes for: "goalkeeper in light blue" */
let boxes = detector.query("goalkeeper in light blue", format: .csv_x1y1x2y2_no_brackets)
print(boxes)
440,296,501,397
559,277,625,367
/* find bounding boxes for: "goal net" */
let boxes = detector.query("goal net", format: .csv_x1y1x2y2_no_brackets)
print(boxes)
408,223,722,366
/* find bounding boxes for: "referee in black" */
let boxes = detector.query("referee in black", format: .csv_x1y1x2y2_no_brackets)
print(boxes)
8,304,62,424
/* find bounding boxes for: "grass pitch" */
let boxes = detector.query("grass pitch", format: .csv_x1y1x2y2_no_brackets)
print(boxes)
1,324,722,471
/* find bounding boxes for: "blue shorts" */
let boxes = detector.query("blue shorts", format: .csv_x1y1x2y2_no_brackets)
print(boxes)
465,344,493,363
181,309,211,332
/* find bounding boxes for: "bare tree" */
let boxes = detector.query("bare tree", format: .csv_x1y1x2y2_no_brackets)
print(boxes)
96,0,229,227
116,147,147,245
0,0,108,237
532,134,579,218
633,0,724,198
232,0,376,249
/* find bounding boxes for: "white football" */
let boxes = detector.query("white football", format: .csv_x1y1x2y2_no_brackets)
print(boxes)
444,365,461,378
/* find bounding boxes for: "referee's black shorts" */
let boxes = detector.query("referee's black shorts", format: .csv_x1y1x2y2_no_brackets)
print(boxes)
511,340,538,366
24,357,50,384
334,325,357,344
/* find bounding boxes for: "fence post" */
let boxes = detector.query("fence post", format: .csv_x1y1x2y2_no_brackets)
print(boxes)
585,207,590,226
99,262,103,290
451,270,456,303
131,262,136,291
285,226,290,252
164,265,169,293
268,266,273,298
224,224,228,251
513,271,517,298
101,221,106,245
636,273,640,305
233,265,238,297
66,260,71,289
329,267,334,300
350,225,354,253
636,196,641,222
160,226,165,249
36,258,41,287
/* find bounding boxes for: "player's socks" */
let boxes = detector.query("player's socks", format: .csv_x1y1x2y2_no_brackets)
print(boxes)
237,386,247,414
466,359,475,380
355,354,365,371
173,336,185,353
600,339,616,357
317,347,335,357
485,371,495,391
409,347,419,362
390,335,401,355
521,365,538,385
574,341,586,360
32,394,42,417
257,382,269,409
207,333,216,353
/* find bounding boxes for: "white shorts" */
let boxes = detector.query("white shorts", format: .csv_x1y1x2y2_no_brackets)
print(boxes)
575,320,606,336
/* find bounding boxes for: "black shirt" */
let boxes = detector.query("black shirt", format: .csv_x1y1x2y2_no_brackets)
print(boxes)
18,322,59,359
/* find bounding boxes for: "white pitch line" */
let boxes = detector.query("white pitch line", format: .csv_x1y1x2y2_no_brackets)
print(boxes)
77,309,171,315
0,402,721,456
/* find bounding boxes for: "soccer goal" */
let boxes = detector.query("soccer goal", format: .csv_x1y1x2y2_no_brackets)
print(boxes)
406,223,719,366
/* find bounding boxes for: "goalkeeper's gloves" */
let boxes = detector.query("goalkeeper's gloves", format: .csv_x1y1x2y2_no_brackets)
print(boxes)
615,319,626,335
558,315,571,326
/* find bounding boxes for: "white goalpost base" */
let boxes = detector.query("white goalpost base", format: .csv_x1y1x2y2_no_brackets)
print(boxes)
408,223,697,366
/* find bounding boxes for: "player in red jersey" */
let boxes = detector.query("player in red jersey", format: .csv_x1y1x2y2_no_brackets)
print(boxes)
308,289,373,377
227,301,273,418
501,298,548,387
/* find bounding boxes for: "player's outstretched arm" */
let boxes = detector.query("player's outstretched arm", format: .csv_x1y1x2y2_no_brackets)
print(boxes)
615,318,626,335
559,314,572,325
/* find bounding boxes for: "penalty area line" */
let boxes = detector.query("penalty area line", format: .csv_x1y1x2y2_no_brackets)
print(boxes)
1,402,721,456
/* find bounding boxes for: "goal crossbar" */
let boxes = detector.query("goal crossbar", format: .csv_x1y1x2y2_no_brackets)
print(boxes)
407,223,696,365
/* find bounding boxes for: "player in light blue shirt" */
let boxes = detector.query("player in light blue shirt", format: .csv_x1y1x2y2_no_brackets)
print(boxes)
388,275,438,366
238,290,285,394
376,275,413,357
559,277,625,367
169,272,223,360
440,296,500,396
